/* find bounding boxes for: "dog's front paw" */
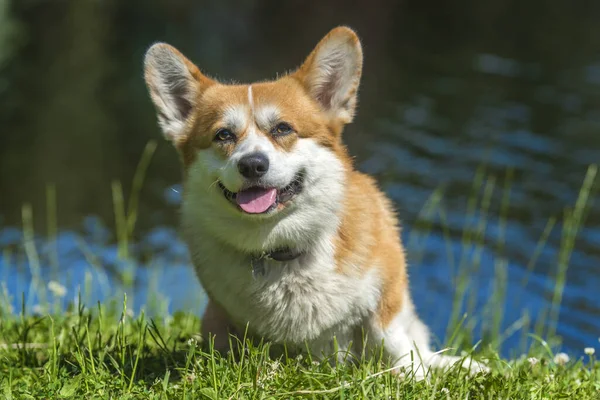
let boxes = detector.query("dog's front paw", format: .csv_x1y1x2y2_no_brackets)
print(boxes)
390,362,429,382
459,357,490,375
434,354,490,376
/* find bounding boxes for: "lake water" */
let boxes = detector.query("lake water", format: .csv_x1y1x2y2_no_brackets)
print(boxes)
0,1,598,358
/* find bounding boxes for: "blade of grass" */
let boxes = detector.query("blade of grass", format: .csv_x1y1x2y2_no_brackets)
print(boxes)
45,183,59,282
126,140,157,236
547,165,597,339
22,204,46,312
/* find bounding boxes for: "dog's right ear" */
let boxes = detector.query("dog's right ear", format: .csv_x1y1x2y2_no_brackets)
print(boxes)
144,43,215,143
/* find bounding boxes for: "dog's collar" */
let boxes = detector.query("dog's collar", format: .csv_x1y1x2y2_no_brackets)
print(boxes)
251,247,303,278
262,248,303,262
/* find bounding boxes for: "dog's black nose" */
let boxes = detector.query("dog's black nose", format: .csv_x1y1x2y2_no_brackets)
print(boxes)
238,152,269,178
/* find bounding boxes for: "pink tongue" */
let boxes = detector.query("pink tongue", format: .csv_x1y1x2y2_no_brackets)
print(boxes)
236,187,277,213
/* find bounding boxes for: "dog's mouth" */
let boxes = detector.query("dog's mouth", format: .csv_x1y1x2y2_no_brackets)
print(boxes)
218,171,305,214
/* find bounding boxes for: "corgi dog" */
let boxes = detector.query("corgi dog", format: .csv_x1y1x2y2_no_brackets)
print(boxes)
143,26,487,380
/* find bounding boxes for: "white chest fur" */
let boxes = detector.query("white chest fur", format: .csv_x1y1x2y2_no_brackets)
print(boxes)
186,233,381,346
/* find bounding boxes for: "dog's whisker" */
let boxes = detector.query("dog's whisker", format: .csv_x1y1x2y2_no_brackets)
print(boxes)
208,180,220,190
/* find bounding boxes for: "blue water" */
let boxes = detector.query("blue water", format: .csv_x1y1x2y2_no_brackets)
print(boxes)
1,170,598,359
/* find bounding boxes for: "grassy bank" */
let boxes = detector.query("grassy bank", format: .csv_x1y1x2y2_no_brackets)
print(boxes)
0,301,598,399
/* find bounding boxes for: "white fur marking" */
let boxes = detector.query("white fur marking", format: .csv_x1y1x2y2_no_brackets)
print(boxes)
254,104,281,130
222,105,247,131
236,129,273,156
248,85,255,116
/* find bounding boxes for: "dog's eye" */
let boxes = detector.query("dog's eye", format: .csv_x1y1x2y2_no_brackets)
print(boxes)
271,122,294,136
214,128,235,142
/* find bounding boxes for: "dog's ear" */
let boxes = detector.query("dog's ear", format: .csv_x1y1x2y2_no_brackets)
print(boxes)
144,43,215,143
293,27,363,125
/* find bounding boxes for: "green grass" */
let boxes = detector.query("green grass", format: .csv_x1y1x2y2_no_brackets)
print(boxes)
1,143,598,398
0,300,598,399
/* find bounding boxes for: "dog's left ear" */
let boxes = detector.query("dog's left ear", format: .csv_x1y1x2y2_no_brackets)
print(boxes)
293,26,363,125
144,43,215,143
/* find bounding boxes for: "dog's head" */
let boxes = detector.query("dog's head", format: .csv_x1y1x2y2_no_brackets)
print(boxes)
144,27,363,251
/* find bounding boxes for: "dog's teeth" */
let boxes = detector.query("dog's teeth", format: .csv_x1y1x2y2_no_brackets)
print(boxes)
278,190,293,203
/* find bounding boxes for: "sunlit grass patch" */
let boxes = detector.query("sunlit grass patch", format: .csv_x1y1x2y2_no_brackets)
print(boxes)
0,301,598,398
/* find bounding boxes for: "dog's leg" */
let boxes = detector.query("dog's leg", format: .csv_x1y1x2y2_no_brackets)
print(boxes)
365,311,433,381
400,308,489,375
200,299,237,353
365,304,488,381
